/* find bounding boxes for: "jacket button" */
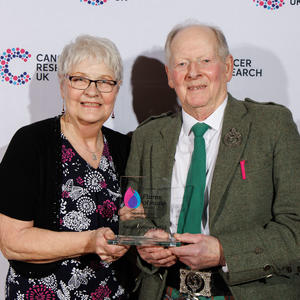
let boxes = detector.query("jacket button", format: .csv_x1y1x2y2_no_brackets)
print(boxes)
286,266,292,273
254,247,263,254
263,264,271,272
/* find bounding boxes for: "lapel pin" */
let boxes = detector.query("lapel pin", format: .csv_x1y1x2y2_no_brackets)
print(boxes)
223,128,242,147
240,160,246,180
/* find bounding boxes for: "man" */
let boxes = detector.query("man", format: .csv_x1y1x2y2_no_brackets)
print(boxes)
124,22,300,299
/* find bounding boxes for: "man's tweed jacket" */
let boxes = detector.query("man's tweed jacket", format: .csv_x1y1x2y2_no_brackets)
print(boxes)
123,94,300,300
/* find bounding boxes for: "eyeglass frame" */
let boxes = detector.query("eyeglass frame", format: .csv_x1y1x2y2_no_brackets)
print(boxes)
67,75,118,93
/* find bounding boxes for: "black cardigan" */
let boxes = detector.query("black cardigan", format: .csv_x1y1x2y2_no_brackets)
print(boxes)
0,116,131,277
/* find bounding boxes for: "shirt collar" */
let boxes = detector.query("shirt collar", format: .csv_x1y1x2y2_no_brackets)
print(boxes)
182,95,228,136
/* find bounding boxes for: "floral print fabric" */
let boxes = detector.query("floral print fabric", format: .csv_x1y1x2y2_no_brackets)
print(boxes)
5,135,128,300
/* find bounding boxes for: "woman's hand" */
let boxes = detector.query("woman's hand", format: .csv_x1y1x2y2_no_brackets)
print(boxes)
90,227,129,263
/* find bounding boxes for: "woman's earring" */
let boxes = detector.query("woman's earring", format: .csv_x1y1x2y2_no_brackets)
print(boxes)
61,100,65,115
111,111,115,119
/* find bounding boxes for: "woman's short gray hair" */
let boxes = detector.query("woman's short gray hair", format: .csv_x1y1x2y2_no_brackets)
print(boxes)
165,21,230,66
58,34,123,82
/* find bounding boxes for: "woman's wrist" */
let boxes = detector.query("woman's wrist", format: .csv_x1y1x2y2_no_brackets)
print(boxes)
83,230,96,254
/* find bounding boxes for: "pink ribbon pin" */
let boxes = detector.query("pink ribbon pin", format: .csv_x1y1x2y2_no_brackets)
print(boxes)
240,160,246,180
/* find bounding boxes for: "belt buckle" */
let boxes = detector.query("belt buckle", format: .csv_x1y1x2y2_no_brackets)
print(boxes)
179,268,212,298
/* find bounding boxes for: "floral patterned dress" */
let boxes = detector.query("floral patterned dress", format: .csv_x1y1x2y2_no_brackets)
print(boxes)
5,134,128,300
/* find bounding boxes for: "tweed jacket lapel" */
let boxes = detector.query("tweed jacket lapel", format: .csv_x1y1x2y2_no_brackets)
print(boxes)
149,112,182,230
151,112,182,180
160,113,182,158
209,94,251,228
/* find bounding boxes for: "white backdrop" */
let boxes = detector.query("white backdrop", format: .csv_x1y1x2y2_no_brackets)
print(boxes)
0,0,299,297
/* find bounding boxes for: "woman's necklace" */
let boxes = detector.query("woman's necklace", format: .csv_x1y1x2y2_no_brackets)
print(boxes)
61,116,103,161
87,148,102,161
74,143,103,161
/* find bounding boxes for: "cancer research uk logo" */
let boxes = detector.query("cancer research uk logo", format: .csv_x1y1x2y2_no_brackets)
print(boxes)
80,0,108,6
232,58,263,77
253,0,285,10
80,0,128,6
124,187,141,209
0,48,31,85
1,47,59,86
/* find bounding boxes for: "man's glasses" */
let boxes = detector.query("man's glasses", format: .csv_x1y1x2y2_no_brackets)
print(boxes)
68,75,118,93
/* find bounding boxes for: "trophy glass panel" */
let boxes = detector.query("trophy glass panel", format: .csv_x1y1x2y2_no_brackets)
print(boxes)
108,176,181,246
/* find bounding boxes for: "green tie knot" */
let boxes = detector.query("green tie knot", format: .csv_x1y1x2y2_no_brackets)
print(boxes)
192,122,210,137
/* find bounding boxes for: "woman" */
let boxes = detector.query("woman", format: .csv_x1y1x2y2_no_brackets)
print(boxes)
0,35,133,299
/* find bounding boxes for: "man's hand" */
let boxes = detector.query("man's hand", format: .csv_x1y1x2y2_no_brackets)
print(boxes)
171,233,225,270
137,229,177,268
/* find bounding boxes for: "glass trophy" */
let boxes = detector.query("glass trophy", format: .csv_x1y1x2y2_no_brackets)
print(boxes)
107,176,181,247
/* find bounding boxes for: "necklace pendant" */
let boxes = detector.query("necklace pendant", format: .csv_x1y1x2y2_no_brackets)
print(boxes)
92,153,97,161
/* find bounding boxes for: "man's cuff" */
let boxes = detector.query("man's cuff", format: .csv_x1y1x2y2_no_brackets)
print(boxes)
222,264,229,273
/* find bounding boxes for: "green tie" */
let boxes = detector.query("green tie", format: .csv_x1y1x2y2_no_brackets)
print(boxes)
177,122,210,234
